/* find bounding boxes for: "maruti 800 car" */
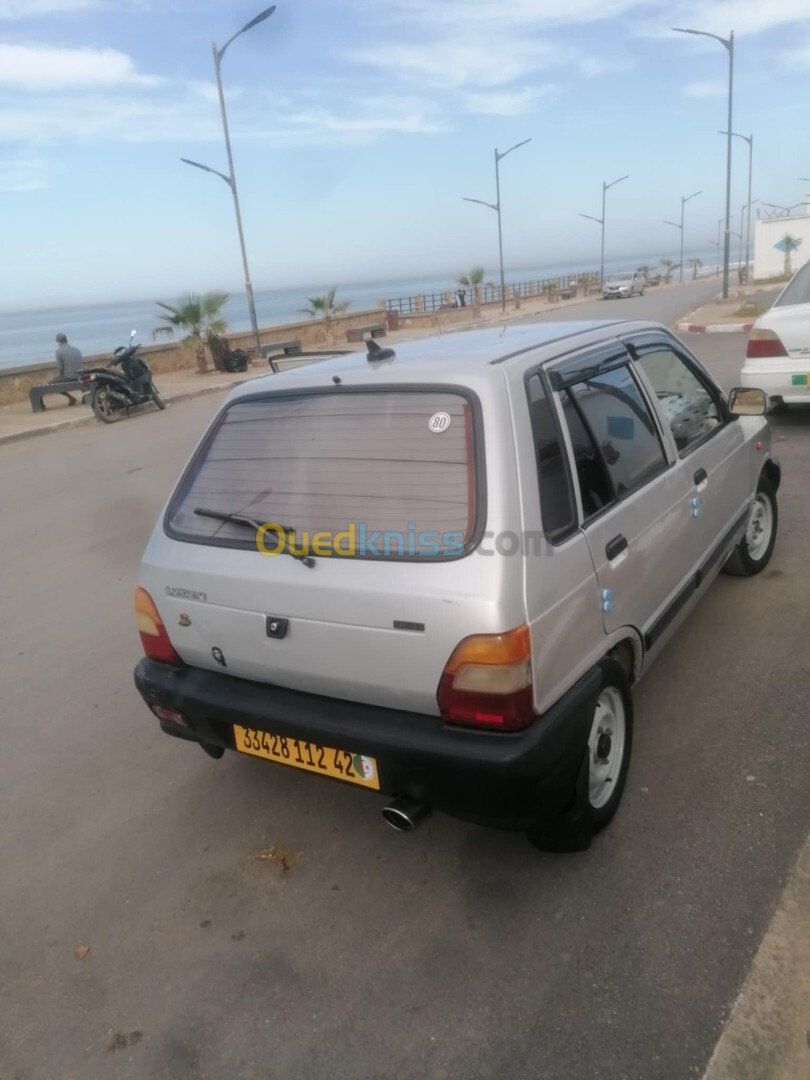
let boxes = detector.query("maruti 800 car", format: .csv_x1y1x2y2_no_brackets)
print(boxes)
134,320,779,851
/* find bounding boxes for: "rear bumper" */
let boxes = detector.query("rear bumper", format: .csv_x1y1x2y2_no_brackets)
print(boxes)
741,362,810,403
134,658,600,830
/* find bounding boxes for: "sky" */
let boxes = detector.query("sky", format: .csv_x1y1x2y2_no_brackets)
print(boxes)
1,0,810,309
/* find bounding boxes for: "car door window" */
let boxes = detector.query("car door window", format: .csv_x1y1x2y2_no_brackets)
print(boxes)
527,373,576,541
635,347,722,454
560,391,614,520
567,365,667,498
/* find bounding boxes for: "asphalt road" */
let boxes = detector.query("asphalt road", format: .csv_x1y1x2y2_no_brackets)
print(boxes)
1,286,809,1080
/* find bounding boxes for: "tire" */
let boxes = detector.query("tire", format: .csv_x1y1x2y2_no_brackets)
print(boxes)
767,396,788,415
585,660,634,833
151,386,165,410
722,476,778,576
92,385,125,423
526,660,633,852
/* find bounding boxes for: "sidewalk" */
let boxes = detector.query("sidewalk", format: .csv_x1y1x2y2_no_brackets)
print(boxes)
676,283,779,334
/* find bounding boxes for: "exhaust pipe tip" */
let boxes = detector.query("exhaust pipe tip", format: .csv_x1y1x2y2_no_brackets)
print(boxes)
382,795,432,832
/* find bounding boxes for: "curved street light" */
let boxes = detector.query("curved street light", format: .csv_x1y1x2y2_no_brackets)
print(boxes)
720,131,753,281
182,5,277,359
663,190,702,284
673,26,734,299
463,138,531,313
578,174,629,289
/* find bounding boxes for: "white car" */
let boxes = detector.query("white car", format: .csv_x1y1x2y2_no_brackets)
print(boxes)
602,271,646,299
742,262,810,409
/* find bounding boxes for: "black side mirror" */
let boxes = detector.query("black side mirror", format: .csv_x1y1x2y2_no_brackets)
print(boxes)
728,387,767,416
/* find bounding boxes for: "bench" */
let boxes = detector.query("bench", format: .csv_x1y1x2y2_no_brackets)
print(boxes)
346,323,387,343
260,340,302,374
29,379,86,413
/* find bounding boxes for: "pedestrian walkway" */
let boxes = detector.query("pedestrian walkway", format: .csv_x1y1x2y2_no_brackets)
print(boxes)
676,284,780,334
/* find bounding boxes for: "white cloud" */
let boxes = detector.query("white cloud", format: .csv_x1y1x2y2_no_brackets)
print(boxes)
460,85,561,116
0,0,103,15
343,37,560,91
0,43,162,91
641,0,810,37
778,39,810,66
683,79,726,97
362,0,654,30
0,154,55,192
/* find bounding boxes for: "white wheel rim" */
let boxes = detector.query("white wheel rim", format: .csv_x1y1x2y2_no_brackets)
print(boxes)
745,494,773,561
588,686,626,809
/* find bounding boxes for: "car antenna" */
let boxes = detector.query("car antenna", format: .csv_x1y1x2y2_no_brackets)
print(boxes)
366,339,395,362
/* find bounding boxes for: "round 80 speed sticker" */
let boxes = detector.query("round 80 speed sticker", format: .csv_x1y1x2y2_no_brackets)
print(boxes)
428,411,451,433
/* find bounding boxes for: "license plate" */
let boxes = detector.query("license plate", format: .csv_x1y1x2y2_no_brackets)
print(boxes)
790,373,808,386
233,725,380,789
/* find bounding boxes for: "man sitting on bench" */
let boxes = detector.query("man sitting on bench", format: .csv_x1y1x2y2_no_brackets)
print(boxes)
45,333,84,408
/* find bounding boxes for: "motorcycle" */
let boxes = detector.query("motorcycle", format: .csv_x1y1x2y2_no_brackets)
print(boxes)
80,331,165,423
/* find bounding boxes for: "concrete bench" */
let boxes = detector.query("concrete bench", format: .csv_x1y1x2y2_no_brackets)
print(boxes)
346,323,387,343
29,379,86,413
260,340,302,374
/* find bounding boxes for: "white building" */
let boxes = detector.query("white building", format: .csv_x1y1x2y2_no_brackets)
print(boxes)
753,193,810,281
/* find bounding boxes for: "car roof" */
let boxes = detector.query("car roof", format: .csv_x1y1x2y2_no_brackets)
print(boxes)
229,318,668,399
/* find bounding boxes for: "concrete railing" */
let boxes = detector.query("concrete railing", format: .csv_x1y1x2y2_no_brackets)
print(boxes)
0,308,390,406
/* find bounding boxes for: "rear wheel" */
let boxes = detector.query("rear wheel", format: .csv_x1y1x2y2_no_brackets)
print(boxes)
586,661,633,832
527,660,633,852
767,396,788,415
91,386,125,423
722,476,778,576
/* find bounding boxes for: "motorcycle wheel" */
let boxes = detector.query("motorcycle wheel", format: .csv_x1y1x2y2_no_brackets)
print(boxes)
150,385,166,410
92,386,125,423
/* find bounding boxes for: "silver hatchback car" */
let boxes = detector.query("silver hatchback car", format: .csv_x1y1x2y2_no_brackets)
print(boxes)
134,320,779,851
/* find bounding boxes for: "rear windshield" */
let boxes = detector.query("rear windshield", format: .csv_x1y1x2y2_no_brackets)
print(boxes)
167,390,479,559
773,261,810,307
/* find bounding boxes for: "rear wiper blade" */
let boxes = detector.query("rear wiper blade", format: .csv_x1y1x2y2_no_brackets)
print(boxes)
193,508,315,567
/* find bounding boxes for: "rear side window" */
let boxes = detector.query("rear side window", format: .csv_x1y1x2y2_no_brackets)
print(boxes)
568,366,667,497
167,390,478,559
527,373,576,541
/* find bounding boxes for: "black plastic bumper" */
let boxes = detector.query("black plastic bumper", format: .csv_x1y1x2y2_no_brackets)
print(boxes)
134,658,601,831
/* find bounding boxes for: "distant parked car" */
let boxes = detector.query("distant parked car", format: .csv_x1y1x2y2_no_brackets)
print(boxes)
645,272,662,286
741,261,810,410
602,271,646,299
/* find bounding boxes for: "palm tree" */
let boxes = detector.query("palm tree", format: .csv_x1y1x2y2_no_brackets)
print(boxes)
688,257,704,281
458,267,486,315
781,234,802,277
299,287,349,345
157,292,228,374
660,258,674,284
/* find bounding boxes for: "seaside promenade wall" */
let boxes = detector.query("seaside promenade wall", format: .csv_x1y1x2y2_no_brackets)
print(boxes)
0,302,492,406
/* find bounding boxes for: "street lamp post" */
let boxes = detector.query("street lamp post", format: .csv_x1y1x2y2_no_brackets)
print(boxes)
181,5,276,359
463,139,531,314
578,174,629,289
663,190,702,283
720,131,753,281
673,26,735,299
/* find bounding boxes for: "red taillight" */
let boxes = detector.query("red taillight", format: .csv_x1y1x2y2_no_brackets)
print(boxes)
437,625,534,731
746,329,787,358
135,587,183,665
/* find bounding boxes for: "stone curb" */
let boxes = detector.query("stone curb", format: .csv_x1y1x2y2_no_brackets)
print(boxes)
676,321,754,334
0,378,247,448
